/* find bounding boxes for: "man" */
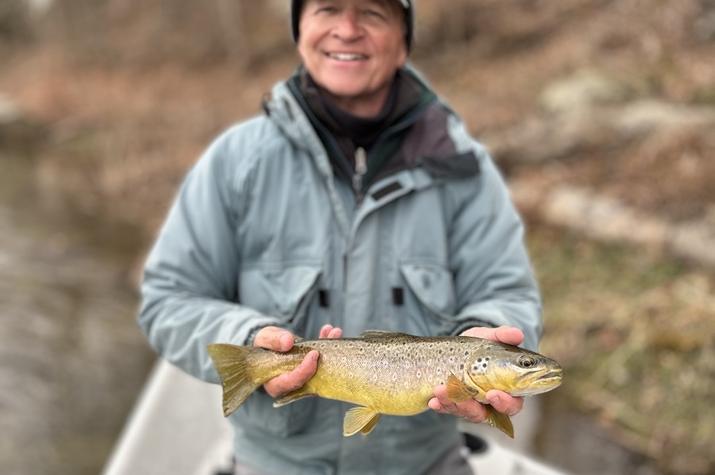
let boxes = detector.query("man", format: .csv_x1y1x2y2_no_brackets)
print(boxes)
138,0,542,474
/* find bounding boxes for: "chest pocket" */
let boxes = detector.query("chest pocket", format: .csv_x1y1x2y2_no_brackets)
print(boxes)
398,262,457,336
239,263,322,329
236,263,322,436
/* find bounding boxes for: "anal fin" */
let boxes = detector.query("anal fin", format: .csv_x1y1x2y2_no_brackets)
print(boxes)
484,406,514,438
343,406,381,437
272,386,315,408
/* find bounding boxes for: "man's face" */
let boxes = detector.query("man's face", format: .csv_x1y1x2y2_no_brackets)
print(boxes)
298,0,407,117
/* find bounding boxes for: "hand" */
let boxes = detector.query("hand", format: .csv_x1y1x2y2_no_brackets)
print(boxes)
428,326,525,422
253,324,342,398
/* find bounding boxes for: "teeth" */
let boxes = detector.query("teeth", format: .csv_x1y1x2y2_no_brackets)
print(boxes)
328,53,366,61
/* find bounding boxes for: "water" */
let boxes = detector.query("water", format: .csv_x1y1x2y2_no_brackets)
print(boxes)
0,152,153,475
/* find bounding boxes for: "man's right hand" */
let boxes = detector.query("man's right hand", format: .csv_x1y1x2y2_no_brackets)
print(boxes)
253,324,342,398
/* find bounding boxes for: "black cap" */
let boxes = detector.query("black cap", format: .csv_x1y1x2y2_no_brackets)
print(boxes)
291,0,414,51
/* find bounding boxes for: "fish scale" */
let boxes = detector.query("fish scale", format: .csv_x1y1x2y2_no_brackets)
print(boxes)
208,331,562,438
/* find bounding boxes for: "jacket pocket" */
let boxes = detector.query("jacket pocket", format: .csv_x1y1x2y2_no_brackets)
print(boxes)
237,263,322,436
239,263,322,325
399,262,457,335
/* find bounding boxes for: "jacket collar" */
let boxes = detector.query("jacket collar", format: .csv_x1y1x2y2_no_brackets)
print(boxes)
262,65,482,184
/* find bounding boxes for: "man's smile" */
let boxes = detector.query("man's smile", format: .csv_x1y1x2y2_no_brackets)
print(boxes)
324,51,369,61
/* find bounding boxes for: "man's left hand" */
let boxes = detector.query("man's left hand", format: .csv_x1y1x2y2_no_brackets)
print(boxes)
427,326,525,423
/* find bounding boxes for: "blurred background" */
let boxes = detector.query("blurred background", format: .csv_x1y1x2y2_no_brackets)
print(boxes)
1,0,714,474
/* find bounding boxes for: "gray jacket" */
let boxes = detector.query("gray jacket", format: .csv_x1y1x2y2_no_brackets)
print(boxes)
139,70,542,475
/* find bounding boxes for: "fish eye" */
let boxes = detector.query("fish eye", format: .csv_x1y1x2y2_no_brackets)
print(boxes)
518,355,537,369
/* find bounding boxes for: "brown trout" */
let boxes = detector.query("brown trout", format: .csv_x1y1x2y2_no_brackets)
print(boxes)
208,331,563,438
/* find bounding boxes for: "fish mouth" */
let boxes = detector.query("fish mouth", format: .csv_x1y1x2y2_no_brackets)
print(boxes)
541,369,563,380
518,368,562,394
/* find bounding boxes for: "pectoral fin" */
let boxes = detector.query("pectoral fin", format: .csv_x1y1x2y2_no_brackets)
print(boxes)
343,406,381,437
484,406,514,438
446,374,478,402
272,386,315,408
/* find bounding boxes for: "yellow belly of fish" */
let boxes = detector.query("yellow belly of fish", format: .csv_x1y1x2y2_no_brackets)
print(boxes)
305,365,432,415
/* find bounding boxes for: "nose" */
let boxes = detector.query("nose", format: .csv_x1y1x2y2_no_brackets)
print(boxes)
332,10,363,41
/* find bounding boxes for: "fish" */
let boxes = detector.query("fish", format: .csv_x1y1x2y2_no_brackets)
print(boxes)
207,330,563,438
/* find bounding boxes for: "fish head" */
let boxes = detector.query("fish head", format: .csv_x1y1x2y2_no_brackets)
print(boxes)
463,344,563,397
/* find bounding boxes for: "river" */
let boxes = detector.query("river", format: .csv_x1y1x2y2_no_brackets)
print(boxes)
0,152,153,475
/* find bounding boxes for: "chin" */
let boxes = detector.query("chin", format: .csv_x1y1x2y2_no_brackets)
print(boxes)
322,83,368,99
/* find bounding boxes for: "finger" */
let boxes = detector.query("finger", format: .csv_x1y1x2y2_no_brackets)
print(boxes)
486,390,524,416
319,325,343,339
432,385,458,413
428,397,448,413
254,326,295,352
453,399,489,424
433,385,488,422
264,350,319,398
494,326,524,346
319,324,333,339
461,326,524,346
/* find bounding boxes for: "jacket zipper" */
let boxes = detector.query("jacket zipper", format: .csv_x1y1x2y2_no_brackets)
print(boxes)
352,147,367,202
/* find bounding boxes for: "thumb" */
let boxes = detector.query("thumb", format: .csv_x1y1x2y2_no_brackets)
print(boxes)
253,326,295,352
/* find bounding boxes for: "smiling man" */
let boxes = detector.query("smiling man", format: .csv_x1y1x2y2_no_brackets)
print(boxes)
296,0,409,117
138,1,543,474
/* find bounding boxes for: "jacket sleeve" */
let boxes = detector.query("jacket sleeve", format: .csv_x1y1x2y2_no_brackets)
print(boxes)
447,146,543,351
138,130,281,383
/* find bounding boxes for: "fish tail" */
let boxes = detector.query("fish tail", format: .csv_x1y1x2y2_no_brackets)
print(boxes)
207,343,261,417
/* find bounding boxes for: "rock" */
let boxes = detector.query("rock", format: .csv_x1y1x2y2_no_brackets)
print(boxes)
669,221,715,269
511,178,715,271
487,108,619,166
0,93,47,151
616,100,715,136
0,94,21,124
542,186,669,249
540,69,630,114
487,97,715,169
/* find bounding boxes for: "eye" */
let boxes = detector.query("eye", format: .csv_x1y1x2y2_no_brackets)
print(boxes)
364,9,385,18
360,6,388,20
518,355,537,369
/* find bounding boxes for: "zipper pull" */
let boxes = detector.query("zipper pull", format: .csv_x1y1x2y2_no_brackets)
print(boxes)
352,147,367,196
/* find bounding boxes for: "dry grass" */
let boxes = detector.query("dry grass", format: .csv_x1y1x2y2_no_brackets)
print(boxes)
532,226,715,474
